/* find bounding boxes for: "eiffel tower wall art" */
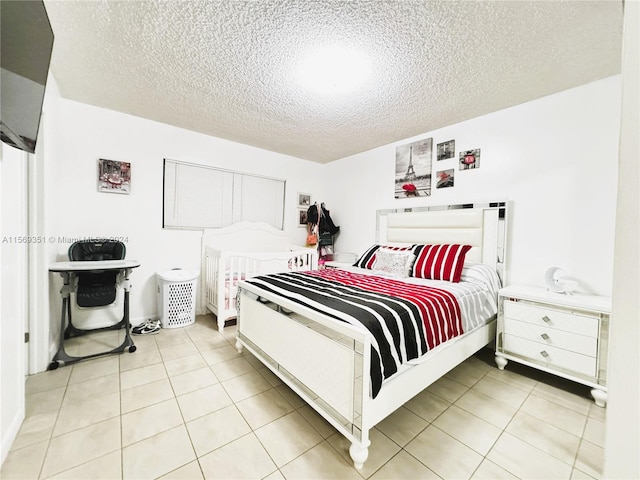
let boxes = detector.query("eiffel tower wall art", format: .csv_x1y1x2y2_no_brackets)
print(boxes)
394,138,433,198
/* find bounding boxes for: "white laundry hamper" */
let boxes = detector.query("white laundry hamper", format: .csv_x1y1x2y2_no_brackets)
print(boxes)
157,268,199,328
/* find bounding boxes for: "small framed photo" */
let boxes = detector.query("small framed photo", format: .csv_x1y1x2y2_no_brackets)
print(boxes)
298,209,308,227
436,169,454,189
98,158,131,194
297,192,311,208
437,140,455,161
459,149,481,170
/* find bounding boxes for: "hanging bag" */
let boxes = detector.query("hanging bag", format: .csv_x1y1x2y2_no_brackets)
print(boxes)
306,223,318,246
305,203,320,246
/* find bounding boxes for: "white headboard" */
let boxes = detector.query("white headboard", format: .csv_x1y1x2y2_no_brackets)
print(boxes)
202,221,291,252
376,202,508,283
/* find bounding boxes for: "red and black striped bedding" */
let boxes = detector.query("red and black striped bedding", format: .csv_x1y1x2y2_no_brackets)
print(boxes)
244,269,470,398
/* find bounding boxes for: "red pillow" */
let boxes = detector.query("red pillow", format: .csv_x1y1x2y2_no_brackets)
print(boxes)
353,244,413,270
411,244,472,282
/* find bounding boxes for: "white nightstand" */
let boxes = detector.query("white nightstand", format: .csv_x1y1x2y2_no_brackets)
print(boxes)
324,253,357,269
324,261,354,269
495,285,611,407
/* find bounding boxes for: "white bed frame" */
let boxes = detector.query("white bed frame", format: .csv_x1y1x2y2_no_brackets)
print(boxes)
202,222,318,331
236,202,508,469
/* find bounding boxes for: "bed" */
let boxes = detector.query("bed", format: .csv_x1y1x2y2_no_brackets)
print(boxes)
202,222,318,331
235,202,507,469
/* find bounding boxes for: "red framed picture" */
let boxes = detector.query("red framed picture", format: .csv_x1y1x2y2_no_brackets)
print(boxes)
459,149,480,170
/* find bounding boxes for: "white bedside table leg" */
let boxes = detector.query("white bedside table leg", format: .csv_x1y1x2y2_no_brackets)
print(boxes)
349,441,369,470
591,389,607,408
495,355,508,371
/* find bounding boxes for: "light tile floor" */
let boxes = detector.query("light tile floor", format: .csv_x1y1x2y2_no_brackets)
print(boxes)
1,315,605,479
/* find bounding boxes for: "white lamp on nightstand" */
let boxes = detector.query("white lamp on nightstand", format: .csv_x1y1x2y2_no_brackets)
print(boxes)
544,267,578,294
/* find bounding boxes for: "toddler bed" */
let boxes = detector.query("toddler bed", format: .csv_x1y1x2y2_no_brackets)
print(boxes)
202,222,318,331
236,202,507,469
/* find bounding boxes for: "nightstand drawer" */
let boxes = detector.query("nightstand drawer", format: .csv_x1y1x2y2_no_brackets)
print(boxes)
503,334,597,377
504,300,599,337
503,319,597,357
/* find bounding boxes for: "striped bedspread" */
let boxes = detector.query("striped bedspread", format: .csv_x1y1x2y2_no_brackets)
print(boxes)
245,269,475,398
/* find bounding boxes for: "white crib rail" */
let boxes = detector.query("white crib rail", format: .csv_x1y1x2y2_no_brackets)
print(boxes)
204,246,318,331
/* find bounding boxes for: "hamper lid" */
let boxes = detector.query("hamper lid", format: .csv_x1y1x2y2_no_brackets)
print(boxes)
156,268,199,282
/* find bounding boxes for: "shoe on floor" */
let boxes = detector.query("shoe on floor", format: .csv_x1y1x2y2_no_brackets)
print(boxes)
132,319,161,335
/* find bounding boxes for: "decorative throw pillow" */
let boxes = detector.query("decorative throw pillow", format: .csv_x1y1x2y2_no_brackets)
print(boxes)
411,244,472,282
353,244,413,270
372,248,416,278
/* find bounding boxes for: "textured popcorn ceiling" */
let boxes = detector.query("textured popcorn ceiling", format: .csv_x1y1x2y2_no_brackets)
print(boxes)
44,0,623,163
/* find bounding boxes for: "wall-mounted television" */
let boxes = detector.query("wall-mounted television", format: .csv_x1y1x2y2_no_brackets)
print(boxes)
1,0,54,154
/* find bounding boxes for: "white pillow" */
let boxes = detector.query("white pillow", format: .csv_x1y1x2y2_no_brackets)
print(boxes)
372,248,416,278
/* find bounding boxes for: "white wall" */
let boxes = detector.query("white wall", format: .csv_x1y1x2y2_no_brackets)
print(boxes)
604,1,639,477
28,69,622,369
0,39,629,474
0,143,29,464
323,76,621,297
43,95,324,342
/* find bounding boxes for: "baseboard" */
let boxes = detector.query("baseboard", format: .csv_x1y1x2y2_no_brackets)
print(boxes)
130,315,159,327
1,405,24,468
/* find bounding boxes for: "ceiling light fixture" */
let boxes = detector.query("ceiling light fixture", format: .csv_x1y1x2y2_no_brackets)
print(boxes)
297,45,371,95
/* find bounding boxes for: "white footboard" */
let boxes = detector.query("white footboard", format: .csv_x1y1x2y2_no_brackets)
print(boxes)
236,286,372,467
204,247,317,331
236,281,497,470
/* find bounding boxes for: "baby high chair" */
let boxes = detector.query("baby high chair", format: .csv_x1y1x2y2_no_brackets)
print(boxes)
66,239,127,337
48,239,138,369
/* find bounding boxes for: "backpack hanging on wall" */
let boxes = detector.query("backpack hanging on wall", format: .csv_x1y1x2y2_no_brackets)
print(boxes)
306,202,320,246
306,203,319,226
306,202,339,249
319,203,340,235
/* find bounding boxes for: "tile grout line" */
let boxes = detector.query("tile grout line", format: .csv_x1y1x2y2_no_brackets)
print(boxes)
8,316,605,479
35,367,71,480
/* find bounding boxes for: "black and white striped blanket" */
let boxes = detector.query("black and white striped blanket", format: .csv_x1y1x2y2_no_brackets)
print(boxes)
245,269,467,398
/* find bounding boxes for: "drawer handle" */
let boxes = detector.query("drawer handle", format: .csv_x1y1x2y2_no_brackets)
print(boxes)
540,333,550,340
541,315,551,323
540,350,549,358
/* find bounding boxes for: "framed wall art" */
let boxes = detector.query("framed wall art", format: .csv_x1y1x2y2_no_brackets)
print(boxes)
98,158,131,194
298,209,308,227
394,138,433,198
436,169,454,189
297,192,311,208
459,149,481,170
437,140,455,161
